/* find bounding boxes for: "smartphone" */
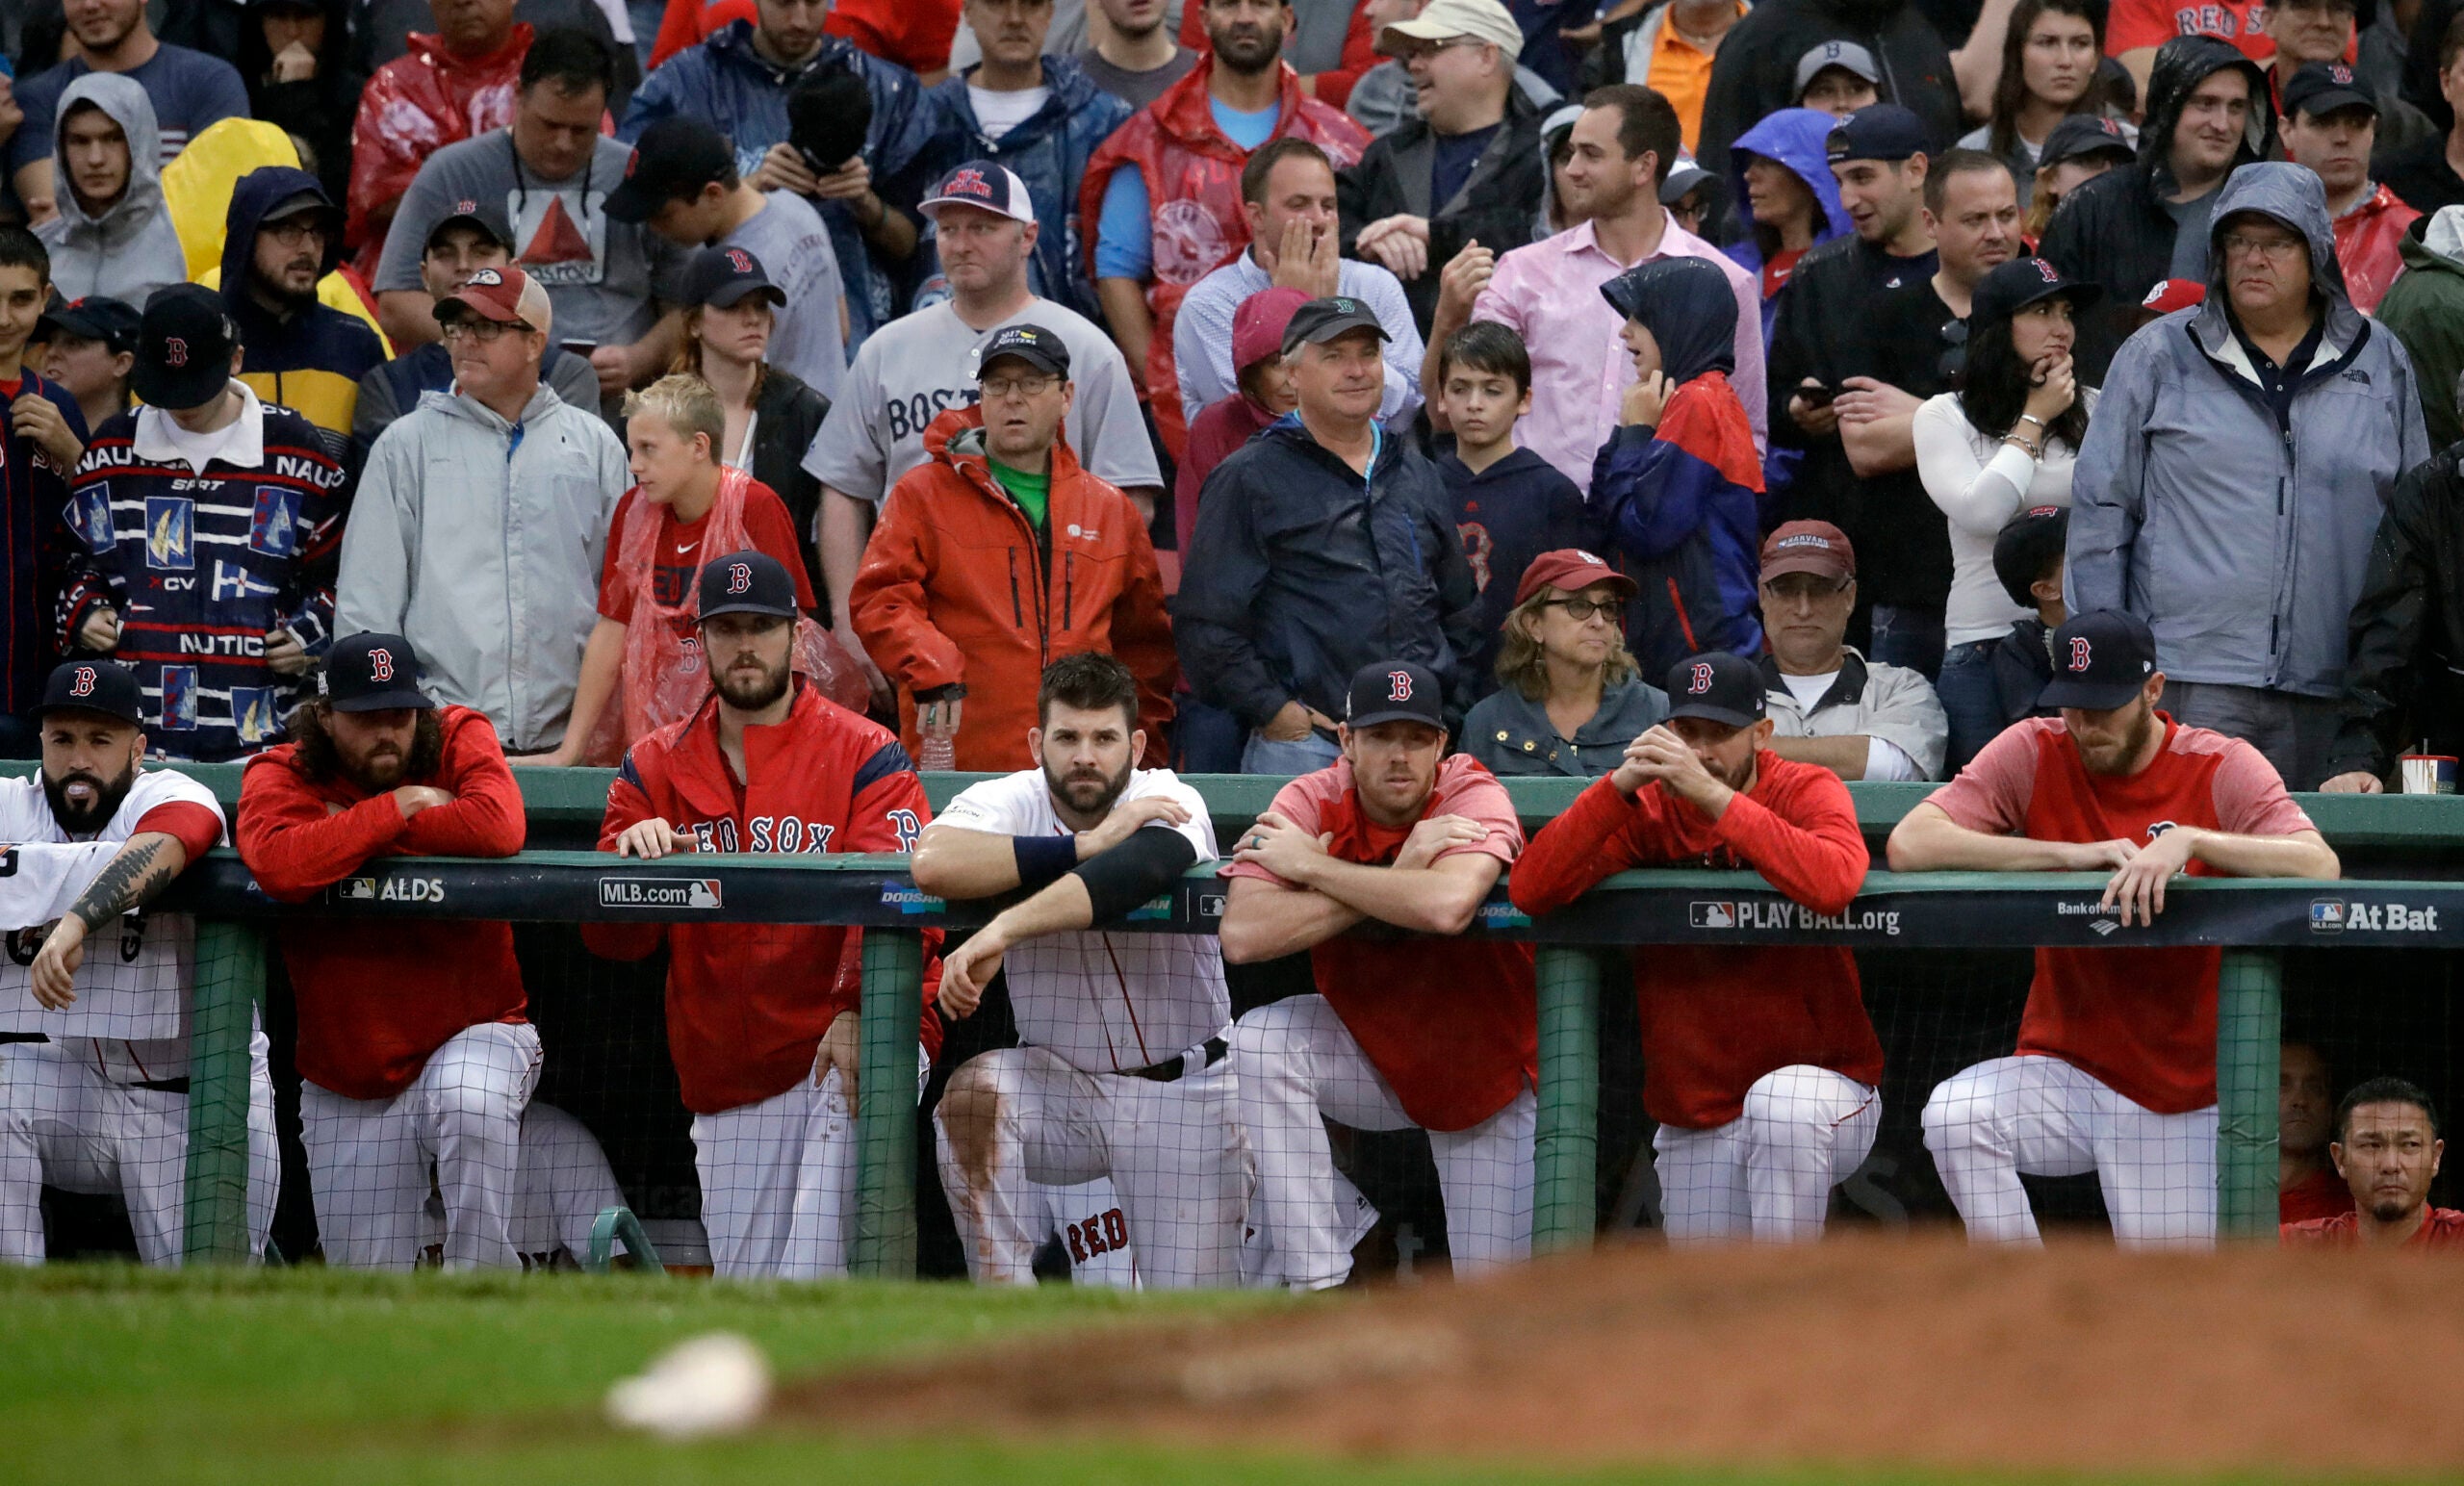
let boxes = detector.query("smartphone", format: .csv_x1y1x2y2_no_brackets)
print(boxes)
562,339,600,359
1797,382,1838,409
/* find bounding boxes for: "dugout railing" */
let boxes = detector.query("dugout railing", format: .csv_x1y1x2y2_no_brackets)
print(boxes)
64,765,2464,1270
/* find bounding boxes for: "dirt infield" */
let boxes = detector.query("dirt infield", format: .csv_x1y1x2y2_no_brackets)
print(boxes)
789,1238,2464,1476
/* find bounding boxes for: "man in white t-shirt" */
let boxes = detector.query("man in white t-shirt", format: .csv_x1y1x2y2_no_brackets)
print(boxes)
1757,521,1949,781
0,660,277,1265
910,652,1246,1289
804,161,1160,699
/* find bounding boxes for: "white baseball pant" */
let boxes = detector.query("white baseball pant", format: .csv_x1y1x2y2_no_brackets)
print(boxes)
936,1043,1248,1289
691,1046,925,1280
1923,1053,2218,1247
1234,993,1534,1288
1654,1065,1880,1243
416,1101,626,1269
301,1021,541,1271
0,1028,277,1265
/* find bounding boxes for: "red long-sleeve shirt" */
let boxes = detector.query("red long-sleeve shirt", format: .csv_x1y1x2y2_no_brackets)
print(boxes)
237,705,528,1101
1510,756,1883,1130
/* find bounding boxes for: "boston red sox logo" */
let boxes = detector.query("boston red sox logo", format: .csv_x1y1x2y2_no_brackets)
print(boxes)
726,248,755,274
947,167,991,198
727,561,754,595
1687,662,1714,695
2068,637,2092,672
2329,63,2353,85
2033,258,2059,284
370,648,396,682
1387,670,1413,702
468,268,504,287
453,198,477,214
165,337,188,368
68,666,94,698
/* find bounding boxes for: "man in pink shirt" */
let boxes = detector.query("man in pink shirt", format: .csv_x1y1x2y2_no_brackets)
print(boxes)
1421,83,1764,488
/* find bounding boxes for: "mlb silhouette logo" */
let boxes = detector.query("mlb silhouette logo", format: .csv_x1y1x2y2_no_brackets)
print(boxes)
143,496,193,572
160,666,198,731
1689,901,1737,929
2311,899,2348,934
249,485,300,557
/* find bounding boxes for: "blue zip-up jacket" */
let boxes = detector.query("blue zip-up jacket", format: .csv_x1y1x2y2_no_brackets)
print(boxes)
0,372,85,722
220,167,387,460
1722,107,1848,349
1591,256,1767,678
1443,444,1600,699
621,21,930,349
2070,163,2431,701
910,57,1130,324
1175,416,1481,729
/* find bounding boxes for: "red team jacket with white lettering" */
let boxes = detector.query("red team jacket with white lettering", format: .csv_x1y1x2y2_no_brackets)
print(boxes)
1511,757,1884,1130
237,705,529,1100
583,680,943,1115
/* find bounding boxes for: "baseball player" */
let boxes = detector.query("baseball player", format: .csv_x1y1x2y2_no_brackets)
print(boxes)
2281,1078,2464,1249
585,551,942,1281
2278,1039,2353,1225
918,652,1249,1289
0,660,276,1264
1512,651,1885,1243
238,632,536,1270
1219,659,1537,1289
1888,610,2340,1246
416,1103,629,1271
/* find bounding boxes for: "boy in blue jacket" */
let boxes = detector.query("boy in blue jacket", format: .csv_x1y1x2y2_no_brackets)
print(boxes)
1588,256,1765,679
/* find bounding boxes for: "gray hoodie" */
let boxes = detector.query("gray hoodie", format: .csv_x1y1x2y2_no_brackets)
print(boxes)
2070,162,2431,700
34,73,188,306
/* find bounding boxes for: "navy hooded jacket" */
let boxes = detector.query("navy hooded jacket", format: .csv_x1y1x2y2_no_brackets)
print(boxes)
220,166,388,458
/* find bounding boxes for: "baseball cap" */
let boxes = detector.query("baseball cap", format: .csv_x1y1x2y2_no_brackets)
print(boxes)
1232,286,1311,373
320,632,433,713
38,659,142,727
1759,520,1856,584
435,264,552,331
38,295,138,355
129,285,239,411
2038,608,2159,711
1512,548,1638,609
699,550,800,620
970,322,1071,380
1826,104,1931,165
261,186,344,236
1658,156,1714,206
1663,651,1767,730
2140,277,2207,316
424,196,518,256
604,115,736,224
2036,114,2136,172
2281,60,2374,121
1344,659,1445,730
682,244,786,310
1280,295,1389,357
1797,39,1882,94
919,161,1037,225
1968,256,2102,329
1992,505,2069,609
1378,0,1524,59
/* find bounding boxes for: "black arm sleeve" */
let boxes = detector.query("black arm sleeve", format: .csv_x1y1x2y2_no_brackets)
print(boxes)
1071,828,1201,925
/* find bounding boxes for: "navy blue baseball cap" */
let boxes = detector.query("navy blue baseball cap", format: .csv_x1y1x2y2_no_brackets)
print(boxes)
321,632,432,713
1345,660,1444,730
38,659,143,726
682,245,786,310
605,115,737,223
130,285,238,411
38,295,139,354
1827,104,1932,164
2036,114,2135,172
699,550,799,620
972,322,1071,380
2281,60,2374,121
2039,608,2159,711
1664,652,1766,730
1969,257,2103,330
919,160,1036,224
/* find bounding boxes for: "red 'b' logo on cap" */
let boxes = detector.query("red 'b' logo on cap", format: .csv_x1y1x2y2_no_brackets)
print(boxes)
728,562,753,595
165,336,187,368
1387,670,1413,702
69,666,94,698
2034,259,2059,284
2068,637,2092,673
369,648,395,682
727,248,754,273
1687,662,1714,695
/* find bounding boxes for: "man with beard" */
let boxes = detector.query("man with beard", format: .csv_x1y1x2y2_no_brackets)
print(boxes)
1220,658,1536,1287
1083,0,1369,455
2281,1079,2464,1248
1889,609,2341,1247
912,652,1246,1286
1512,652,1882,1243
0,659,276,1265
584,551,943,1279
237,632,532,1268
218,167,388,452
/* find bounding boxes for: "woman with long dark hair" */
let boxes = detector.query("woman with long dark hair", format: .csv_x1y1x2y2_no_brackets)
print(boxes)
1914,257,2099,770
1959,0,2116,183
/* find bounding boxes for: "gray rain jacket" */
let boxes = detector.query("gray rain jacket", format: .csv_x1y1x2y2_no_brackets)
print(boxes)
35,73,188,305
2069,163,2431,701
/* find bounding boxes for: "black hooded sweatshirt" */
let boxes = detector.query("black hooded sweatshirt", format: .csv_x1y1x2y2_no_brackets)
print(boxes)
1696,0,1963,173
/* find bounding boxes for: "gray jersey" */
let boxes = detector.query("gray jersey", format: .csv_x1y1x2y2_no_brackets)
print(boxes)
801,297,1160,503
723,192,847,405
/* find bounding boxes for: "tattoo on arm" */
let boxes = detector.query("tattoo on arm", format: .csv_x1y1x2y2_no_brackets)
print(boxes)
68,835,182,935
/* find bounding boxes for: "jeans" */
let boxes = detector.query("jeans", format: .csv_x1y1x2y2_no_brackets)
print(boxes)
2160,680,2344,790
1241,730,1341,777
1173,695,1247,774
1868,604,1945,681
1936,640,2004,774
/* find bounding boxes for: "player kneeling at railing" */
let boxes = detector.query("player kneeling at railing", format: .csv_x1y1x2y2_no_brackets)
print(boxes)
0,661,277,1264
584,551,944,1281
917,653,1251,1289
1219,660,1537,1289
240,633,535,1269
1888,609,2341,1247
1513,650,1885,1243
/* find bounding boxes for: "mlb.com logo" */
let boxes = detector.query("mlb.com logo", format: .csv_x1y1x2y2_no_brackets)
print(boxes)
1690,901,1737,929
2311,897,2442,934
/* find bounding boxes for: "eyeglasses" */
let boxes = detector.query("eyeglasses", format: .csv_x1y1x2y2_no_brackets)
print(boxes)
439,318,530,343
264,218,330,247
1938,318,1968,382
1538,596,1624,623
1397,36,1490,62
2220,231,2305,262
980,373,1060,399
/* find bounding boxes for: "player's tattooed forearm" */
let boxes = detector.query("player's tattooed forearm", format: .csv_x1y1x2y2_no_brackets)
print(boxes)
69,836,179,934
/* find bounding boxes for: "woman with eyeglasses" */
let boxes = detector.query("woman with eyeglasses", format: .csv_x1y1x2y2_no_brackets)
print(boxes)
1466,551,1669,778
1913,256,2099,771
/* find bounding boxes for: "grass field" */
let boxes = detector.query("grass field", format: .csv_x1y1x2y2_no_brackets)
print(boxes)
0,1264,2315,1486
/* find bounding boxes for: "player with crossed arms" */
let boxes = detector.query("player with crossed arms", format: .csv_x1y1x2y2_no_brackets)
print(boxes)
915,653,1250,1288
1513,649,1885,1242
0,660,276,1264
1221,659,1537,1288
1889,610,2340,1246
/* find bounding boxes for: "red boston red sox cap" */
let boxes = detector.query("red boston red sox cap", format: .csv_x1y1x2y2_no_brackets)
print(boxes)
321,632,433,713
1345,659,1444,730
